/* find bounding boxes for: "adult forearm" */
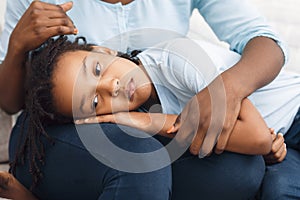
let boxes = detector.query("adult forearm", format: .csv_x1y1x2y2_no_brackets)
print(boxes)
0,46,26,114
222,36,284,99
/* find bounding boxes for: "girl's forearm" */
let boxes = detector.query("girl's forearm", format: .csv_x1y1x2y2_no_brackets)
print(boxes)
225,119,272,155
224,99,272,155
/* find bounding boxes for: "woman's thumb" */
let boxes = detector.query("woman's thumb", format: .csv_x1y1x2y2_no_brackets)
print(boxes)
59,1,73,12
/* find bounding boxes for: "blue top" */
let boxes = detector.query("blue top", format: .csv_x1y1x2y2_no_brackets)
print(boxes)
0,0,287,62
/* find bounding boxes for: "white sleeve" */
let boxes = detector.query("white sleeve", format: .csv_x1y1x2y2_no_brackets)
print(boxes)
193,0,288,64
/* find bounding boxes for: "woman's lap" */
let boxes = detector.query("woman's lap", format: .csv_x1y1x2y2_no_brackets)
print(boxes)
9,112,171,200
171,151,265,200
260,109,300,200
10,112,267,200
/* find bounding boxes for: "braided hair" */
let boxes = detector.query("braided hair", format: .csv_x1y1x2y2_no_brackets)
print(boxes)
9,35,142,189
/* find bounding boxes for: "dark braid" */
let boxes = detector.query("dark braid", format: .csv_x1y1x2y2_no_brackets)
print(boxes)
117,49,142,65
9,35,143,190
9,36,94,189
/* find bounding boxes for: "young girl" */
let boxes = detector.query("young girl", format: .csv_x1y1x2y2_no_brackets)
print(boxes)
2,35,295,199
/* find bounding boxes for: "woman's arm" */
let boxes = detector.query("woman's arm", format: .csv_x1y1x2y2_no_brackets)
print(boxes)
0,1,76,114
187,0,286,156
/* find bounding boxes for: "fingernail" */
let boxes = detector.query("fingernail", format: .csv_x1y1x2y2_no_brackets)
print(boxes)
167,126,175,134
198,151,206,159
73,28,78,35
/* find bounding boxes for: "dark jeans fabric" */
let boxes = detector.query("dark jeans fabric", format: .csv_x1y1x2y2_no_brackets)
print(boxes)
9,112,265,200
260,108,300,200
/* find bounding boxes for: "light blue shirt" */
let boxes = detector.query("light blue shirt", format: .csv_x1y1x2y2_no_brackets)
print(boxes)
138,38,300,135
0,0,287,62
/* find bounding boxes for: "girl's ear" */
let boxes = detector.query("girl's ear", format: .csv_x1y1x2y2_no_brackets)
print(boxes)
92,46,118,56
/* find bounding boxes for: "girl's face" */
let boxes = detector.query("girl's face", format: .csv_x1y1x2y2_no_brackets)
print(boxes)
52,50,152,118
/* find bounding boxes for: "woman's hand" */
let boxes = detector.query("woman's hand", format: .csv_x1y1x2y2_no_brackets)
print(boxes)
9,0,77,54
75,112,178,138
0,171,38,200
263,129,287,164
168,75,241,157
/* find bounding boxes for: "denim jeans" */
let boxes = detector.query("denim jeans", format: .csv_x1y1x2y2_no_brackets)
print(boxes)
260,108,300,199
9,112,265,200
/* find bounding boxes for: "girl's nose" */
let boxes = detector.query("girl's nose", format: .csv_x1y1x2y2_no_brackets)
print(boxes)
97,78,120,97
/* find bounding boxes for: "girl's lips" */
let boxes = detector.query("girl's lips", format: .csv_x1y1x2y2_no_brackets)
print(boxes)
126,78,135,101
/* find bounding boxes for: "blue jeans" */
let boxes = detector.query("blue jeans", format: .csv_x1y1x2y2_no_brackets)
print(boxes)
260,108,300,199
9,112,265,200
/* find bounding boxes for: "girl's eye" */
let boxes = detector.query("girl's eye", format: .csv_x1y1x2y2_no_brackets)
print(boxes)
93,95,98,108
95,62,101,76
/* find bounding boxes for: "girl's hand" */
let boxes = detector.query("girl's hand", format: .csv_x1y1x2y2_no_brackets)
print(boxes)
75,112,178,138
263,129,287,164
9,1,77,54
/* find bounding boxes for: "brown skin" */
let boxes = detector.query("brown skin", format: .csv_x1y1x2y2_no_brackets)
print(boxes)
52,48,274,155
78,98,274,155
264,130,287,164
0,0,135,114
0,171,37,200
102,0,134,4
0,0,284,158
0,36,286,200
0,1,76,114
173,36,284,156
52,51,153,118
0,1,285,199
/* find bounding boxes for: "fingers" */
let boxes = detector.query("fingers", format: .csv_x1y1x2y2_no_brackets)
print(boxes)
273,143,287,162
59,1,73,12
38,26,77,38
75,114,115,125
75,117,99,124
0,171,10,191
270,128,277,141
278,143,287,162
167,114,181,134
264,133,287,164
190,129,206,156
264,143,287,164
30,1,76,33
198,129,218,157
271,133,284,153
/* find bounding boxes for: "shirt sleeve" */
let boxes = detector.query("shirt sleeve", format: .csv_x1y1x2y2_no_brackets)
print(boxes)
0,0,31,64
193,0,288,65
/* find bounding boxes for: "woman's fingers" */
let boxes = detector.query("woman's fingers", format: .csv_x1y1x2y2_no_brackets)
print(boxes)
10,0,76,53
58,1,73,12
32,1,73,12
